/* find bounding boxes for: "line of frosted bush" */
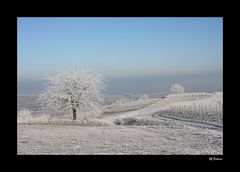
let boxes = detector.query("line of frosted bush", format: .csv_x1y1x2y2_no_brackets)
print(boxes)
169,93,223,123
17,108,110,126
166,92,213,100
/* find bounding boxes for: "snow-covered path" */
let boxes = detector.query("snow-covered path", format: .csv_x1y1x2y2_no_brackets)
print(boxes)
152,112,222,129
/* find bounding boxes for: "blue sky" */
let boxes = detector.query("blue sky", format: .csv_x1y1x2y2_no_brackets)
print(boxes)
17,17,223,95
18,17,222,78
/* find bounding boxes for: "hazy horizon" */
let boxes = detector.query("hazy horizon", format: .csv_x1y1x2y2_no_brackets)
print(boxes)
18,72,222,96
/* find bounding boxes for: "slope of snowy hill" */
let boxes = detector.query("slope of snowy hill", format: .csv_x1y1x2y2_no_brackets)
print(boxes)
17,92,223,155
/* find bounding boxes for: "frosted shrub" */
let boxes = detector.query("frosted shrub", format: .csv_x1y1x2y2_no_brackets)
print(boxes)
114,117,159,126
114,118,122,125
170,84,184,94
18,109,50,124
122,117,140,125
17,108,33,123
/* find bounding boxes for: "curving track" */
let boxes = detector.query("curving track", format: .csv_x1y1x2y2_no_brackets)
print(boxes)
152,111,222,129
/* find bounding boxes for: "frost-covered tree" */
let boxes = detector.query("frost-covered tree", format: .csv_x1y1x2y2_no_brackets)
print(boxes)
37,69,106,120
170,84,184,94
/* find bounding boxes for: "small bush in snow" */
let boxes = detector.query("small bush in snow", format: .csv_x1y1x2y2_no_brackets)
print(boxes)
114,118,122,125
18,109,50,124
170,84,184,94
18,108,33,117
114,117,159,126
17,108,34,123
122,118,140,125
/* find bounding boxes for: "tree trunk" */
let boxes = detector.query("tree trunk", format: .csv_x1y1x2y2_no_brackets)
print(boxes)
72,108,77,120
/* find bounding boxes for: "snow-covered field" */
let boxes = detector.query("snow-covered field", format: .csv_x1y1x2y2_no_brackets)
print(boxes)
17,92,223,155
18,125,222,155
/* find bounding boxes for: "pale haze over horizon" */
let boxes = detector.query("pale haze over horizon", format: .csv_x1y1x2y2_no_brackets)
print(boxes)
17,17,223,95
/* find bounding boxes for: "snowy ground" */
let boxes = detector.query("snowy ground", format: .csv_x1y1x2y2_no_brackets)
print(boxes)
17,93,223,155
18,125,222,155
